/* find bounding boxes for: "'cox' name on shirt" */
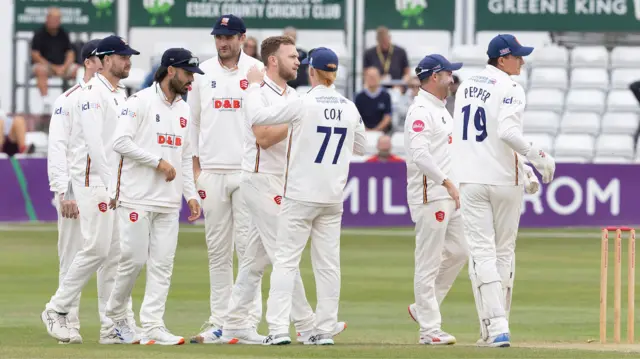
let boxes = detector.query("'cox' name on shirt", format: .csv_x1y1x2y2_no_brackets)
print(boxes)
463,86,491,103
157,133,183,148
213,98,242,110
324,108,342,121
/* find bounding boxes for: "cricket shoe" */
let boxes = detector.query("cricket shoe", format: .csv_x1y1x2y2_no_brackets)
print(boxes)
190,322,223,344
141,327,185,345
297,321,347,344
221,328,267,344
305,333,334,345
112,318,140,344
476,333,511,348
41,309,70,342
263,333,292,345
99,326,126,344
408,303,418,323
58,328,82,344
419,329,456,345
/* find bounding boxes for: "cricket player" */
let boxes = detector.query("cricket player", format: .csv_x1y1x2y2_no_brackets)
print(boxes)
46,39,102,344
188,14,263,343
222,37,346,345
451,34,555,347
105,48,203,345
243,47,366,345
41,35,140,344
402,54,468,345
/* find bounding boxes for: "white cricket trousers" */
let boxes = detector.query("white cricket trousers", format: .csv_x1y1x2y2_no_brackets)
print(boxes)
106,207,180,330
225,173,315,332
47,185,134,333
460,183,522,338
409,199,467,335
196,170,260,328
54,195,83,330
266,197,343,336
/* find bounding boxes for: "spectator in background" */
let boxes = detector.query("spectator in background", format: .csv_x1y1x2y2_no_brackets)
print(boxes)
363,26,410,83
283,26,309,88
355,67,393,132
392,76,421,132
366,135,404,163
0,110,34,156
243,36,260,59
31,7,78,113
445,75,460,116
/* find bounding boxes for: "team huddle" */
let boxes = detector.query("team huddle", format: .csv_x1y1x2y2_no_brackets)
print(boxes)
41,12,556,348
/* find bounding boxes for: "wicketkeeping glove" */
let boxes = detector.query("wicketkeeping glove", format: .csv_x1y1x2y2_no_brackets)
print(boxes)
525,144,556,184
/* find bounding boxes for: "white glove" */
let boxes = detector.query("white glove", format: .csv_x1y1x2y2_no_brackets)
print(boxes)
525,144,555,184
521,163,540,194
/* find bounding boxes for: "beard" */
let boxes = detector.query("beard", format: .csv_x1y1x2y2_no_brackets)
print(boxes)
170,77,189,96
111,66,129,80
279,67,297,82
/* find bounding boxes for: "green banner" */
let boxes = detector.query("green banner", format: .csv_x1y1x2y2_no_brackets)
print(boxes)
129,0,346,29
14,0,117,32
364,0,455,30
477,0,640,31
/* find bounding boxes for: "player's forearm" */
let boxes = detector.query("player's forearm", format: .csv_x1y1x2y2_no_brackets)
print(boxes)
181,154,198,201
411,148,447,186
113,136,161,168
47,118,70,192
498,126,531,156
253,125,288,149
246,85,299,126
353,132,366,156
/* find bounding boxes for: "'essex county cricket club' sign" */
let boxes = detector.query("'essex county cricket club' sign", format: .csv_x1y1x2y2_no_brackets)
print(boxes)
129,0,345,30
0,159,638,228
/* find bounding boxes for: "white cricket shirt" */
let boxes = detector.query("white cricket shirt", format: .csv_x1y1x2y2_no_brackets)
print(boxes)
69,73,127,189
111,84,198,212
187,52,263,171
451,65,526,186
241,75,296,175
404,89,454,205
245,84,367,204
48,80,84,194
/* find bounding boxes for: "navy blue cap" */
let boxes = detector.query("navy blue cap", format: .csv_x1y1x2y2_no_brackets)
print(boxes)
487,34,534,58
211,14,246,36
81,39,102,60
300,47,339,72
96,35,140,56
161,48,205,75
415,54,462,80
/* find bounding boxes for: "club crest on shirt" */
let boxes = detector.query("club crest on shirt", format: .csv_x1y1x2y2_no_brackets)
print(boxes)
412,120,425,132
198,190,207,199
240,79,249,90
130,212,138,222
274,195,282,205
179,117,187,128
435,211,445,222
98,202,108,213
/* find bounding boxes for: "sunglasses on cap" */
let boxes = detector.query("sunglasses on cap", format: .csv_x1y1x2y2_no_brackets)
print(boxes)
170,56,200,68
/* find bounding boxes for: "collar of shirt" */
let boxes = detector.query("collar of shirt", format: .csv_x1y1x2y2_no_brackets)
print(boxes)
364,86,382,98
484,65,512,82
154,82,182,106
95,73,125,93
417,88,445,108
217,50,247,72
263,74,288,96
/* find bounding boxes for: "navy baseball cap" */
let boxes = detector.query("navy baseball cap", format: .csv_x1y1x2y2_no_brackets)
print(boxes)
487,34,534,58
81,39,102,60
211,14,246,36
96,35,140,56
415,54,462,80
301,47,339,72
161,48,205,75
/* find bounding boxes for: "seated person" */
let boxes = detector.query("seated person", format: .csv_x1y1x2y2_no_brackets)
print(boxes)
355,67,392,132
31,7,78,112
366,135,404,163
0,111,34,156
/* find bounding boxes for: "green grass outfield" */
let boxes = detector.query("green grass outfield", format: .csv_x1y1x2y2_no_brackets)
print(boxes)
1,224,638,358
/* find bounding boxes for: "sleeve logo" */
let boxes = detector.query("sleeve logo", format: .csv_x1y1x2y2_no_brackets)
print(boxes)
412,120,425,132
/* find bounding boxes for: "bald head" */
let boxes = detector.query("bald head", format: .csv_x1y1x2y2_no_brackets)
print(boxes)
46,7,61,32
376,26,391,51
377,135,392,157
283,27,297,43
